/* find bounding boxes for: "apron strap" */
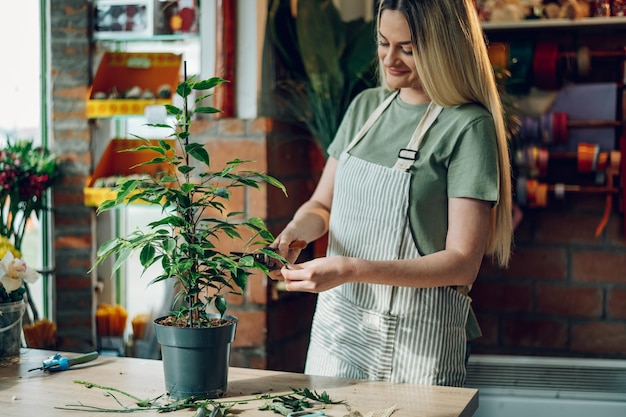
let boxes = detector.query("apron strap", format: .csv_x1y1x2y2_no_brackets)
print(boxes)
345,90,444,172
393,102,443,171
345,91,399,153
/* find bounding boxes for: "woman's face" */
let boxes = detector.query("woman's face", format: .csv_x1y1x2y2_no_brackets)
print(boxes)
377,9,425,102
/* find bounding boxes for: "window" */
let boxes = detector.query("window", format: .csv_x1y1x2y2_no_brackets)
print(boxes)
0,0,50,321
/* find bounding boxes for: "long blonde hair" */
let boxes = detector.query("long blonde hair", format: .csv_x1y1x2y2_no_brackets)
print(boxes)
377,0,513,267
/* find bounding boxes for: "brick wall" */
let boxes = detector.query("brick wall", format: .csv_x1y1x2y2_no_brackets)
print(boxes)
50,0,96,352
473,195,626,358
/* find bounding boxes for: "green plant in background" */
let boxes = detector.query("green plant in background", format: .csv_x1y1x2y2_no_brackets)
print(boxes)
92,76,287,328
267,0,378,155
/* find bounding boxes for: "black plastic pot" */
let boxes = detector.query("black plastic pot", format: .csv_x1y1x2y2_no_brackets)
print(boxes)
153,314,238,399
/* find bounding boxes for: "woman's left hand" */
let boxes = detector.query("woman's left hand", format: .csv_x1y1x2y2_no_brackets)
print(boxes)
280,256,354,293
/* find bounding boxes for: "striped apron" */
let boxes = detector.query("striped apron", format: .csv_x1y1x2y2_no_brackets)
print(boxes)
304,93,470,387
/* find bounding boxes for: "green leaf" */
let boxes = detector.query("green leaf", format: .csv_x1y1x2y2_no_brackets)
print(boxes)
139,244,156,267
176,82,193,98
186,143,210,166
165,104,181,115
194,106,222,114
214,295,227,317
192,77,227,90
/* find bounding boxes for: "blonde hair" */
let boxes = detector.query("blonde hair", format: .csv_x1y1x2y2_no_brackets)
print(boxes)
377,0,513,267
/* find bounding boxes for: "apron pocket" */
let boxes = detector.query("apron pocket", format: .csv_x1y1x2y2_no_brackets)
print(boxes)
307,291,398,381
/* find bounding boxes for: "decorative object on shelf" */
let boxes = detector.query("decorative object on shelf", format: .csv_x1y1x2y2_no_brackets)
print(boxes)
86,52,181,118
84,138,176,207
93,0,154,39
91,72,287,399
0,236,40,361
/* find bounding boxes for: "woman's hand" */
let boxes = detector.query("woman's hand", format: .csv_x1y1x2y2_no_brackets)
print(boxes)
280,256,355,293
267,236,307,281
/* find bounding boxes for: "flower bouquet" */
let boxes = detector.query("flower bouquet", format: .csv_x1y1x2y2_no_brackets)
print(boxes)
0,139,59,250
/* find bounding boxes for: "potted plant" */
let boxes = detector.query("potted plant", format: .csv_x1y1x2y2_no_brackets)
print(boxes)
92,75,286,399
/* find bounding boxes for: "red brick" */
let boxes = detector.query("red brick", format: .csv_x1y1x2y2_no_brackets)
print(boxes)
246,118,273,135
55,234,92,250
189,117,218,135
246,271,268,305
470,281,532,313
534,212,609,245
56,276,94,290
56,85,88,99
217,119,245,136
56,189,91,206
535,283,603,318
503,247,568,280
573,251,626,283
503,317,568,349
608,288,626,319
246,185,268,219
572,322,626,355
205,138,267,172
231,310,266,348
607,215,626,248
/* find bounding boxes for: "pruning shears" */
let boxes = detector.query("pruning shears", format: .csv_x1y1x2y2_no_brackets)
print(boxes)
28,351,99,372
231,240,307,271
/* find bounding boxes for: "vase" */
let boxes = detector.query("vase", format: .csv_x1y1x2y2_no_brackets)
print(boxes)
0,301,26,362
154,314,238,399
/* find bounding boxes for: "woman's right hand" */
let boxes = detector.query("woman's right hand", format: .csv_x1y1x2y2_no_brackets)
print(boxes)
267,233,307,280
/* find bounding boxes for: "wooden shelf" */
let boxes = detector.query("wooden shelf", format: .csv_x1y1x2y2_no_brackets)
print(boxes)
482,16,626,31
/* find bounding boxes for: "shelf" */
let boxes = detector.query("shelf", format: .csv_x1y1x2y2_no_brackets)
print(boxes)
482,16,626,31
94,33,199,43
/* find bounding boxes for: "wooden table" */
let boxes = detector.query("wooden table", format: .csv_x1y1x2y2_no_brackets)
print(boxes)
0,349,478,417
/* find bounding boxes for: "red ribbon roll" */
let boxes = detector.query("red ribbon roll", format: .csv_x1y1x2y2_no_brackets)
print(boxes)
577,143,599,173
533,42,560,90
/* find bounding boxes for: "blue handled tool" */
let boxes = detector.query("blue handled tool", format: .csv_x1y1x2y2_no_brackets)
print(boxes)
28,351,99,372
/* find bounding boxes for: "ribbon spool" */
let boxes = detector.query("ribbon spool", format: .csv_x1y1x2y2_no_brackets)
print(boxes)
520,116,540,143
577,143,600,173
524,146,549,177
533,42,560,90
550,112,569,144
542,112,620,145
487,42,509,69
523,178,548,207
577,46,592,78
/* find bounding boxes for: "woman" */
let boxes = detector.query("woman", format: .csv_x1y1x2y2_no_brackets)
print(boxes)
270,0,512,387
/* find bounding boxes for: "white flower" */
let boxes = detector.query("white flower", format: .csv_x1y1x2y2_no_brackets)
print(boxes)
0,251,40,293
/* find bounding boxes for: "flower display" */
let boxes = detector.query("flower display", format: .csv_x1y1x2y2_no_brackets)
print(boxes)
0,236,39,303
0,140,59,251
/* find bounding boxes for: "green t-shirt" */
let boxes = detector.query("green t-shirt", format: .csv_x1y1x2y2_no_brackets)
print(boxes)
328,87,499,256
328,88,499,341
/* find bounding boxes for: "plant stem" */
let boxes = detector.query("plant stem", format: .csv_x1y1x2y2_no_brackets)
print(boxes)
73,380,144,403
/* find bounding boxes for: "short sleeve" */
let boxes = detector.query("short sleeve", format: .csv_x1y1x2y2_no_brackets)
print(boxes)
447,116,500,204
